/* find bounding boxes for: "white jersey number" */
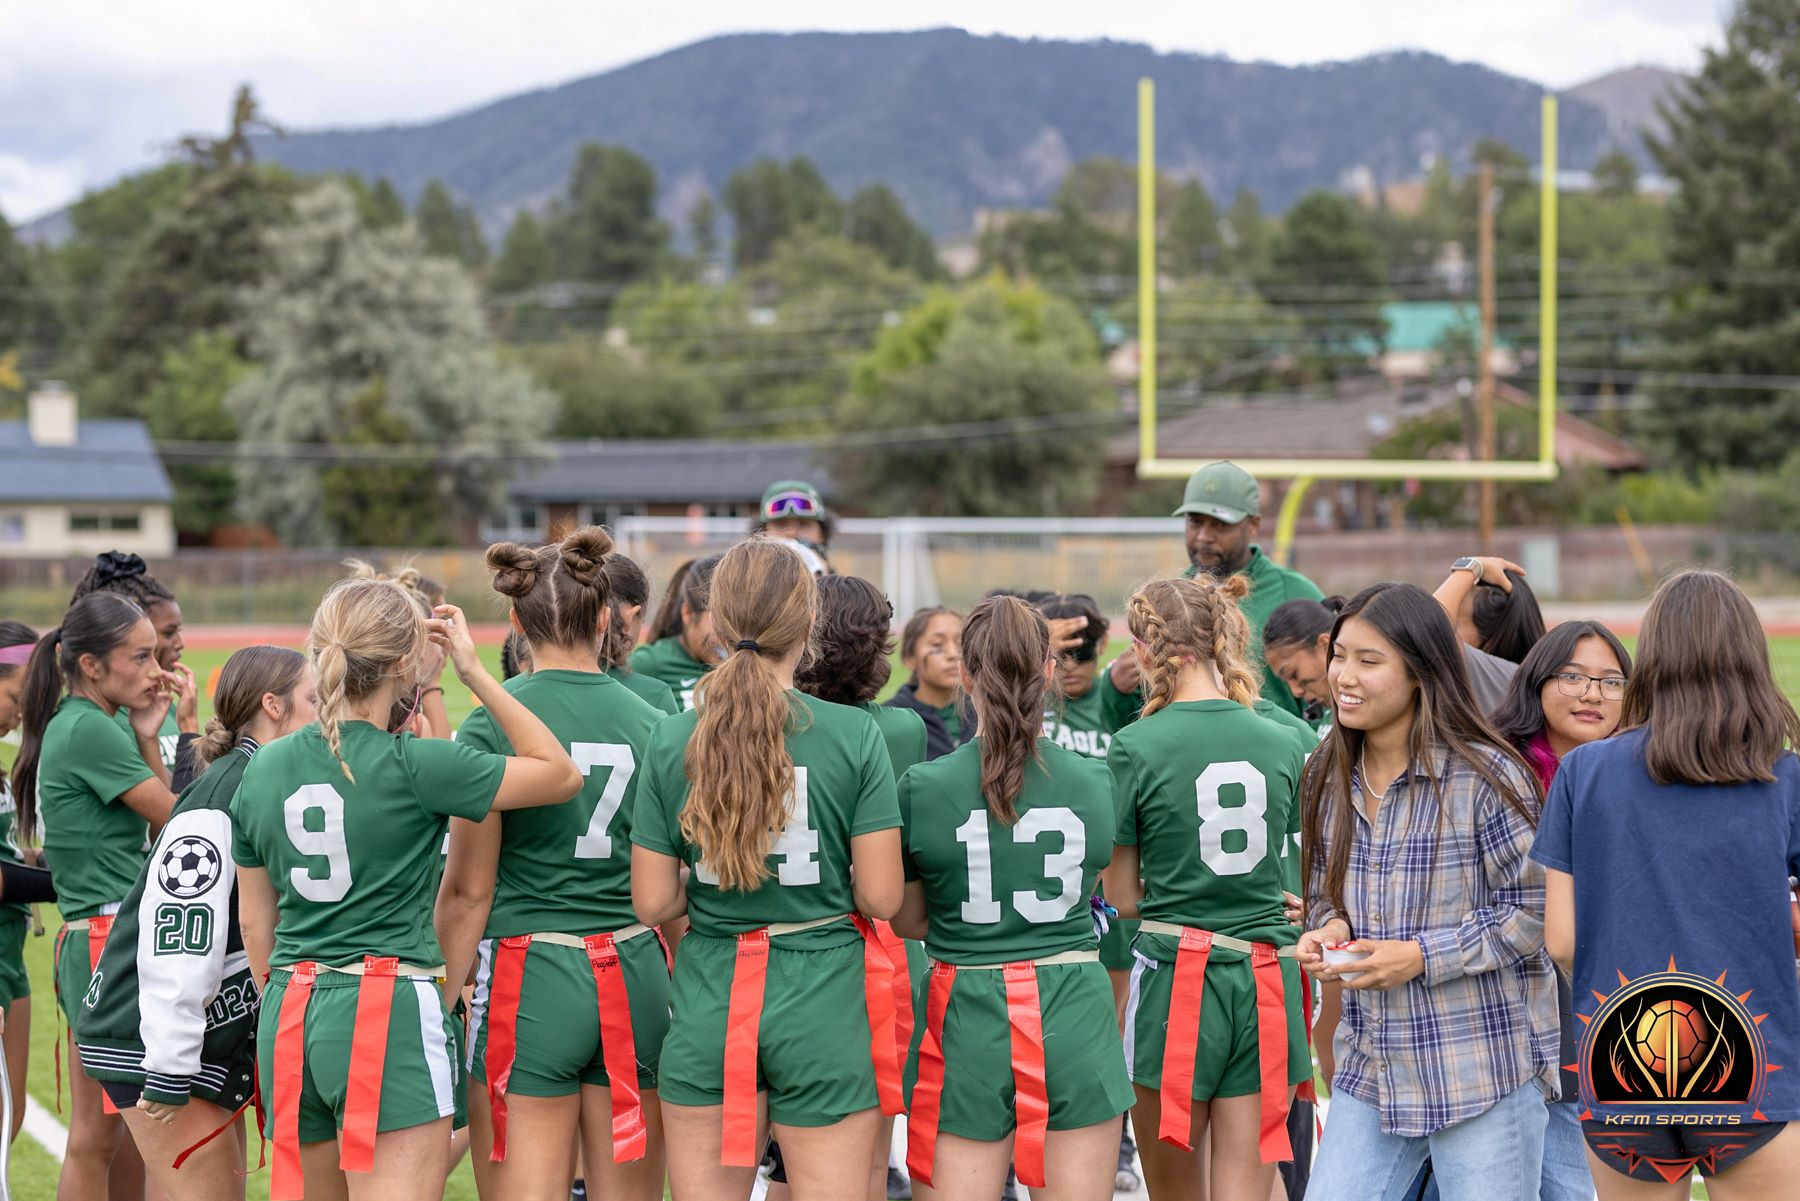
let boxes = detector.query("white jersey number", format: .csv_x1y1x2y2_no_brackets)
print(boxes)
571,743,636,860
283,784,353,903
956,807,1086,925
1195,762,1268,876
694,767,817,886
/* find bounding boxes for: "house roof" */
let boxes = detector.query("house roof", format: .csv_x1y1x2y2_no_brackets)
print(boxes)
1383,302,1514,354
1108,378,1645,472
509,439,833,504
0,420,174,504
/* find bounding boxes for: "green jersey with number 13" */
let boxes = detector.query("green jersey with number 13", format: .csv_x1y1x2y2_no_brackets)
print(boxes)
232,721,504,968
455,670,663,936
900,737,1115,965
1108,700,1305,948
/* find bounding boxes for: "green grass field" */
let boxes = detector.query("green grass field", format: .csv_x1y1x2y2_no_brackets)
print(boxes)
3,635,1797,1197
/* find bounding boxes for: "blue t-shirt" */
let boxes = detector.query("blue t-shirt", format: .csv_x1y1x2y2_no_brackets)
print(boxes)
1531,728,1800,1122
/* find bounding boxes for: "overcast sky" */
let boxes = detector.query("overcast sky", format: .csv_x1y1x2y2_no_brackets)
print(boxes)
0,0,1727,223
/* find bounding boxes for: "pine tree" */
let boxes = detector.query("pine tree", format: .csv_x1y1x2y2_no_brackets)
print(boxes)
1650,0,1800,468
491,211,553,295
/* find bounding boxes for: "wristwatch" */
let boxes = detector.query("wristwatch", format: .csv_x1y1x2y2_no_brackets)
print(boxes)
1451,556,1483,583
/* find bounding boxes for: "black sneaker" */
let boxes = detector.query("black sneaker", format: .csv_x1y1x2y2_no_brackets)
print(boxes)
887,1164,913,1199
1000,1166,1019,1201
1116,1124,1142,1193
570,1180,588,1201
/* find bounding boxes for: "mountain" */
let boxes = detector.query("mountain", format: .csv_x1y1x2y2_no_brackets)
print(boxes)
1566,65,1687,151
252,30,1626,235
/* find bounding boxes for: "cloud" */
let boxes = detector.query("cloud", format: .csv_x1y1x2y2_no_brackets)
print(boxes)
0,153,83,226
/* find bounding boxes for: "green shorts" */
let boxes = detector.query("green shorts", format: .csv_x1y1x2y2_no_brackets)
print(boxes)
54,921,108,1024
658,931,876,1127
1123,937,1311,1100
467,934,670,1095
902,959,1134,1141
1099,917,1141,973
257,969,461,1144
0,914,31,1007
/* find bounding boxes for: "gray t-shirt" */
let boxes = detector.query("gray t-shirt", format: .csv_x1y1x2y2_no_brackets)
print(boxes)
1463,645,1518,714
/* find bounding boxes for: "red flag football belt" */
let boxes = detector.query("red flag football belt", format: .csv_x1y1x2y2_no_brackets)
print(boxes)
58,916,118,1115
1138,921,1296,1162
720,914,904,1168
484,925,657,1165
269,958,445,1201
906,948,1099,1191
870,920,915,1069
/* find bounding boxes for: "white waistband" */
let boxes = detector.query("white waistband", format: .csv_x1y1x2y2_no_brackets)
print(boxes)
273,960,446,980
757,913,853,939
514,924,656,949
1135,921,1297,957
929,948,1100,971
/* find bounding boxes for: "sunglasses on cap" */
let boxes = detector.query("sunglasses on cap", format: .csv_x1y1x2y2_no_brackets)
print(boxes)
764,491,823,519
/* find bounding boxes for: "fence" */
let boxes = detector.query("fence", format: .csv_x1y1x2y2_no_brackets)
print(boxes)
0,520,1793,628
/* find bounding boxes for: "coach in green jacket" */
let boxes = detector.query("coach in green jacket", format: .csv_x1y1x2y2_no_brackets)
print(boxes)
1102,460,1325,722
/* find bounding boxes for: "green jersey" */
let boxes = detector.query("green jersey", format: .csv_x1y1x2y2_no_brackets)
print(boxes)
1044,682,1116,760
631,693,900,944
1108,699,1305,947
232,722,503,968
114,706,180,774
859,702,927,781
936,703,962,742
607,666,680,717
455,671,662,936
41,697,155,920
627,639,715,711
899,738,1114,965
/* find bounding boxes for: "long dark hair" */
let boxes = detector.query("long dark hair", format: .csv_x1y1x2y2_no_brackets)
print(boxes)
600,554,653,671
1491,621,1632,751
962,595,1050,825
11,594,150,841
1301,583,1541,922
1263,596,1347,653
795,576,895,706
1471,572,1545,664
1623,570,1800,785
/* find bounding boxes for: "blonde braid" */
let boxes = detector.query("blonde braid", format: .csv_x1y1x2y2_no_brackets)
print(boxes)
313,642,354,782
1127,590,1179,718
1206,575,1261,707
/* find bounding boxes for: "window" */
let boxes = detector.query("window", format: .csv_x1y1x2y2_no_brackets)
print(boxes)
68,511,141,533
0,513,22,543
481,503,544,542
580,502,644,529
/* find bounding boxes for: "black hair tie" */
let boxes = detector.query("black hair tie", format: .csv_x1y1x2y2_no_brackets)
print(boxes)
736,639,761,652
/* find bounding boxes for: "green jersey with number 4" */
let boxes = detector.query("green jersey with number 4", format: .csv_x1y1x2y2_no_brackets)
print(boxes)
900,738,1114,965
631,692,900,944
41,697,156,920
455,670,662,936
232,721,504,968
1109,700,1305,948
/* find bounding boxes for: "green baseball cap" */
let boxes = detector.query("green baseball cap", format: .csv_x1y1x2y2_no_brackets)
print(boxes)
759,480,827,522
1172,461,1261,523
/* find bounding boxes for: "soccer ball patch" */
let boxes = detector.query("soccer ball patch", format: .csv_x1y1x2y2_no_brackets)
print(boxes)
159,836,223,899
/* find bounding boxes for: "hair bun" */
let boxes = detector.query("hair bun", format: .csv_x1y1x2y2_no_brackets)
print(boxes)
559,527,613,587
1321,595,1347,614
1216,574,1253,602
485,542,541,598
197,717,235,762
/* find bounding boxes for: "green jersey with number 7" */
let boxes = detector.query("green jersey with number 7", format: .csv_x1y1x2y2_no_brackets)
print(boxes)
454,669,663,936
231,721,505,968
1108,699,1306,948
630,692,899,946
899,738,1115,964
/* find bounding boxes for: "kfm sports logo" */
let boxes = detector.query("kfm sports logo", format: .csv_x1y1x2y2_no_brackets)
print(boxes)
1578,959,1776,1176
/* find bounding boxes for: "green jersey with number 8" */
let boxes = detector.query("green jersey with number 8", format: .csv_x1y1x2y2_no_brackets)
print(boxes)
630,692,899,944
232,721,504,967
1108,700,1305,948
454,670,662,936
900,738,1115,964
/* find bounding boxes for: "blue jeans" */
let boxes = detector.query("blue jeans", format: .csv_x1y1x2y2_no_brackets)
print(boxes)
1310,1082,1548,1201
1408,1101,1591,1201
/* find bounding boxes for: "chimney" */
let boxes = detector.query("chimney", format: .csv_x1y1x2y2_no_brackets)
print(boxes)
28,382,78,447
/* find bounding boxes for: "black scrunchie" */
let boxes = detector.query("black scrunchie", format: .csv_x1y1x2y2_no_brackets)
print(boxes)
736,639,761,652
93,551,147,584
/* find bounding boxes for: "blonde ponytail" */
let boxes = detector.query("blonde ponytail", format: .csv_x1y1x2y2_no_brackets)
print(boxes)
1125,576,1261,716
308,577,425,782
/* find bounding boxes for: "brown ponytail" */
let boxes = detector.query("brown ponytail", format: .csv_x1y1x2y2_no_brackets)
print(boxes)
962,595,1051,825
309,577,425,782
680,540,816,891
486,526,614,655
1126,576,1260,718
195,646,308,768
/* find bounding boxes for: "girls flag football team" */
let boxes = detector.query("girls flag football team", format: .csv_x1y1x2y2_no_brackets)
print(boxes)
3,472,1800,1201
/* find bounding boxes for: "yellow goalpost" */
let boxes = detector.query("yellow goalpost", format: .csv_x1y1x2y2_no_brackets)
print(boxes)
1133,79,1563,550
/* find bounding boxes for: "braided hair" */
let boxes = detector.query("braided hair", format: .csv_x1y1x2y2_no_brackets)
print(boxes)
1125,576,1259,718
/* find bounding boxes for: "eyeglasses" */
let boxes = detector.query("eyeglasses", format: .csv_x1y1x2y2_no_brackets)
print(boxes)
764,491,822,519
1550,671,1627,699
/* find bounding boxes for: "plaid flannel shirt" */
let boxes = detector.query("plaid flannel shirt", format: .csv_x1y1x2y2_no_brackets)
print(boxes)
1306,740,1559,1137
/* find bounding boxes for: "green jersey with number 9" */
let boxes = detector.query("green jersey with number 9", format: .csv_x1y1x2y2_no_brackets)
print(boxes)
899,738,1115,964
630,692,899,946
1108,700,1306,948
232,721,505,968
454,670,663,936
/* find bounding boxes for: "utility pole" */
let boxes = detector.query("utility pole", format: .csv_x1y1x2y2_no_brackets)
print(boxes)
1477,162,1498,553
